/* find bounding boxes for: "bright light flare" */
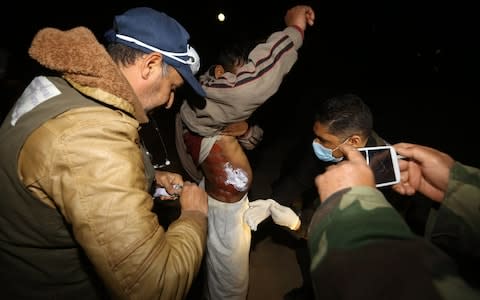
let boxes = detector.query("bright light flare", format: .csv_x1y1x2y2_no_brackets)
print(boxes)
217,13,226,22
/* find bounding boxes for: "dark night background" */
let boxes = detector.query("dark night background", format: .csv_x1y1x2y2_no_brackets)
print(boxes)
0,1,479,296
1,0,478,167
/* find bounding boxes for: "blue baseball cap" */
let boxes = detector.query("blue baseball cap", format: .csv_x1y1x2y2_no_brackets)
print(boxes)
105,7,206,98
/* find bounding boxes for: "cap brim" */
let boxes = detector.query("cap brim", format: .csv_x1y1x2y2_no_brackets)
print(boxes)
174,63,206,99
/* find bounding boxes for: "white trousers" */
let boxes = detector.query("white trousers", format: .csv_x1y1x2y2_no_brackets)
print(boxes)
204,194,251,300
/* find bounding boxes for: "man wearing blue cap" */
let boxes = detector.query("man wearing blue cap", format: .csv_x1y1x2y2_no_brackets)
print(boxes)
0,7,208,300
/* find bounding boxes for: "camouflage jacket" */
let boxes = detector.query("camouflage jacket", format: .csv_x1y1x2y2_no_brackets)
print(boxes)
307,162,480,300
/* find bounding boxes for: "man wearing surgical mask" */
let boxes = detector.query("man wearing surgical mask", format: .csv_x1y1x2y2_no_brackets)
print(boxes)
270,93,389,300
311,136,350,162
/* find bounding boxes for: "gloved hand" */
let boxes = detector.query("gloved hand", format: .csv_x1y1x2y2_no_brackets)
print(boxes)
270,201,301,230
244,199,301,231
244,199,275,231
238,124,264,150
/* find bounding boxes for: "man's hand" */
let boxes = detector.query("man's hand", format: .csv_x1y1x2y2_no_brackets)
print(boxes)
244,199,275,231
392,143,454,202
315,144,375,202
285,5,315,31
221,121,249,136
270,202,301,230
154,171,184,200
179,181,208,216
238,125,264,150
244,199,300,231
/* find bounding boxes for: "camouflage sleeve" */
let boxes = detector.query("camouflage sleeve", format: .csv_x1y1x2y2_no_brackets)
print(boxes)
307,186,415,265
425,162,480,260
307,185,480,299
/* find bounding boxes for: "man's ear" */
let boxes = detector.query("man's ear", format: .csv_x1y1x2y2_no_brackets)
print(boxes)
350,134,365,147
214,65,225,79
141,53,163,78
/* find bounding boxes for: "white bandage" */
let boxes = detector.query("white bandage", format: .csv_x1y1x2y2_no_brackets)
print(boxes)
153,184,182,199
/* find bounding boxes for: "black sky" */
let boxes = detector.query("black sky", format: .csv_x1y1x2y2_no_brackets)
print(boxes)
1,0,478,85
1,0,479,166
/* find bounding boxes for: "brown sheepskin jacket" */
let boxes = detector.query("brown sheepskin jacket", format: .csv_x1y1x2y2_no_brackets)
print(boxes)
6,27,207,299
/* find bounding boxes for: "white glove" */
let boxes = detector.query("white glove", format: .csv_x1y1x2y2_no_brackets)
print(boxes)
238,125,264,150
244,199,301,231
270,201,301,231
244,199,275,231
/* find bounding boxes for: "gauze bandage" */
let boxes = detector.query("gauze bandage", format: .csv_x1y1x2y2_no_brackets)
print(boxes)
224,162,249,192
244,199,301,231
153,184,182,200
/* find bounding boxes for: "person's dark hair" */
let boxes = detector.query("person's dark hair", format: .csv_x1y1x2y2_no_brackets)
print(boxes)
216,39,256,73
107,43,169,77
314,93,373,140
106,43,146,67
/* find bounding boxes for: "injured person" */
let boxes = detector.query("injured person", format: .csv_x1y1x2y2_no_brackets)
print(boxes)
176,120,301,300
175,5,315,300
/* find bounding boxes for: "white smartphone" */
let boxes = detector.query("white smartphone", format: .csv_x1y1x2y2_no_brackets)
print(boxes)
357,145,401,187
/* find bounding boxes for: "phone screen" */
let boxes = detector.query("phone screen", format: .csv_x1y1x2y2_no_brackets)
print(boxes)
358,146,400,187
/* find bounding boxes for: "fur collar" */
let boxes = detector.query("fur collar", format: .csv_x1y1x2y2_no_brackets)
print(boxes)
28,26,148,123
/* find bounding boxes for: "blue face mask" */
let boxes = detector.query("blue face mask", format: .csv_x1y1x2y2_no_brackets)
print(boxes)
312,138,348,162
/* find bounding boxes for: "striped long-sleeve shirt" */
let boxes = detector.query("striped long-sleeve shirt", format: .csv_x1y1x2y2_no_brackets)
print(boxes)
180,26,303,137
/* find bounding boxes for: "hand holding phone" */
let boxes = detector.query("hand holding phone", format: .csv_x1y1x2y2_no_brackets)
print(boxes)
357,146,401,187
315,144,376,201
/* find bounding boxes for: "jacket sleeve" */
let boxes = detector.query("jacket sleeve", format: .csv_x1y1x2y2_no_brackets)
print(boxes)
425,162,480,260
24,108,207,300
307,186,479,300
180,26,303,136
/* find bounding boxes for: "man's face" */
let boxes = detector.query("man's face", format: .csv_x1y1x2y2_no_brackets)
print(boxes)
136,55,184,112
152,65,184,109
313,121,368,160
313,121,344,150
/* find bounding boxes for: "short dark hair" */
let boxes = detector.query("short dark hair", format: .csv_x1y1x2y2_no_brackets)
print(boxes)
314,94,373,140
215,39,256,73
106,43,146,67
